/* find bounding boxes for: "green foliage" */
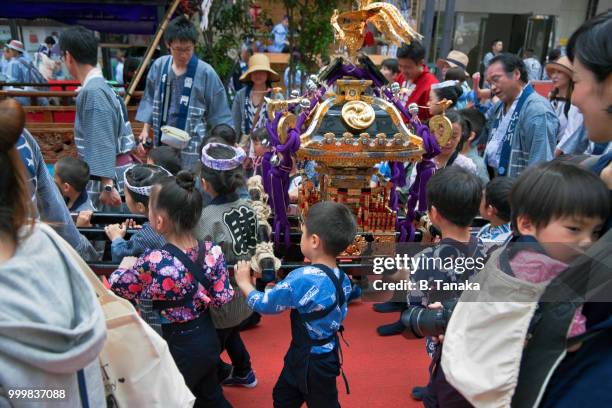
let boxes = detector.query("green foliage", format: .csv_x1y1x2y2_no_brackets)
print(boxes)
282,0,340,72
196,0,253,83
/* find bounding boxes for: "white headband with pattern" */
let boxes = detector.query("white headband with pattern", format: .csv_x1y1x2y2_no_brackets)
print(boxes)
431,80,460,90
124,165,172,196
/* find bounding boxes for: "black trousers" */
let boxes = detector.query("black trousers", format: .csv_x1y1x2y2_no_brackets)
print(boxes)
424,346,472,408
163,313,232,408
216,325,252,377
273,351,340,408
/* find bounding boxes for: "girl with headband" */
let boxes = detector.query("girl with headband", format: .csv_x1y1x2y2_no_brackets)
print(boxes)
194,142,261,388
110,170,233,406
428,80,463,117
104,164,169,263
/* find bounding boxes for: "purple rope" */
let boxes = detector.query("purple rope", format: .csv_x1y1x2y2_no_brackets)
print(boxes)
264,95,318,247
388,161,407,211
398,122,440,242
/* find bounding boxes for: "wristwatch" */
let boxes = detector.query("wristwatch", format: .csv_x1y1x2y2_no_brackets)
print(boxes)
103,183,114,193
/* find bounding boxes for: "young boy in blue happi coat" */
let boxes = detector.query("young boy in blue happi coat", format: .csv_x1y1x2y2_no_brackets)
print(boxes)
235,201,357,408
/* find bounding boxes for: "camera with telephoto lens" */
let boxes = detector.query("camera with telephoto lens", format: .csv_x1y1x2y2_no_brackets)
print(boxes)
400,299,458,339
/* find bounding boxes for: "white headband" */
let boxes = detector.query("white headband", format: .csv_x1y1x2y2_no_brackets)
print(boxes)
124,165,172,197
431,80,459,90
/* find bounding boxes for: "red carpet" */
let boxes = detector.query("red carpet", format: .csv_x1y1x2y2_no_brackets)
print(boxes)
223,302,430,407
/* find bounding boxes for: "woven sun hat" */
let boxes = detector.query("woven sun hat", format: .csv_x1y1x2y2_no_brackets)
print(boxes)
545,56,573,79
240,53,280,83
436,50,469,77
5,40,25,53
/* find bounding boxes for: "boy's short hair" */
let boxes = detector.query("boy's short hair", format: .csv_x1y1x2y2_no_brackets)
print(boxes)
59,27,98,66
459,108,486,139
511,161,610,233
427,166,483,227
251,127,270,146
148,146,182,175
485,177,514,222
165,16,198,44
381,58,400,74
55,156,90,192
209,123,237,146
304,201,357,256
445,67,467,82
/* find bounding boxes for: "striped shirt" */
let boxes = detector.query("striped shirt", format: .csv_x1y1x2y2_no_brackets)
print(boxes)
74,70,135,206
110,222,166,263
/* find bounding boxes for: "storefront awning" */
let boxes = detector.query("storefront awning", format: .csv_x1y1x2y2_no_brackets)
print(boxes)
0,1,167,34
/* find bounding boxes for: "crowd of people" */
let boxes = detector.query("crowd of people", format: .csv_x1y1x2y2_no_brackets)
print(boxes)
0,10,611,408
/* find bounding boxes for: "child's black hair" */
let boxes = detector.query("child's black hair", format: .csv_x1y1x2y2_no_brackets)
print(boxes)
124,164,170,207
459,108,486,139
200,143,246,195
484,177,514,223
251,127,271,146
209,123,238,146
165,15,198,44
304,201,357,256
148,146,182,175
444,67,467,82
381,58,400,74
152,170,202,232
510,161,610,234
433,83,463,108
55,156,90,193
427,166,483,227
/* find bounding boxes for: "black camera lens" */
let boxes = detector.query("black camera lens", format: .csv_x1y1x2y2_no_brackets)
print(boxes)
400,300,457,339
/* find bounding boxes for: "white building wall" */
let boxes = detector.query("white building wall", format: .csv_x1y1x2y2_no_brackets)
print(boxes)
597,0,612,13
426,0,590,47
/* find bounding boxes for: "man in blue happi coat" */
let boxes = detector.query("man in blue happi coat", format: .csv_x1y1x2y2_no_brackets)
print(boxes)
136,16,233,171
482,53,559,178
3,40,48,106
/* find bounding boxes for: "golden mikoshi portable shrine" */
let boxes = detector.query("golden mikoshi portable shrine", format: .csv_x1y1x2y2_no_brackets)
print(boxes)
263,1,450,251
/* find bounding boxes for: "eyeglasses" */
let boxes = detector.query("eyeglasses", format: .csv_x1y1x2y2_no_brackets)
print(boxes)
170,46,194,54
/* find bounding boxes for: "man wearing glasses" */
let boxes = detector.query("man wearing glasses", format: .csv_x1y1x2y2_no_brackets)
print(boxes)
136,16,233,171
483,53,558,178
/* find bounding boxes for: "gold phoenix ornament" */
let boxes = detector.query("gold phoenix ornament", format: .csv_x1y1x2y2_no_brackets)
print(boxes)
331,0,423,61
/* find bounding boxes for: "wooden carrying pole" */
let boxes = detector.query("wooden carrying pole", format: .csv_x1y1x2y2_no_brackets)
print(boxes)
124,0,182,105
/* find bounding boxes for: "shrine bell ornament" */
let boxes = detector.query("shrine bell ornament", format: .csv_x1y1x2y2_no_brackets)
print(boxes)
428,98,454,148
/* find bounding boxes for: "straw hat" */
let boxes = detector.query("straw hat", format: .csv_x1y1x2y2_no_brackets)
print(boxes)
240,53,280,82
545,56,573,79
436,50,469,77
5,39,25,54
